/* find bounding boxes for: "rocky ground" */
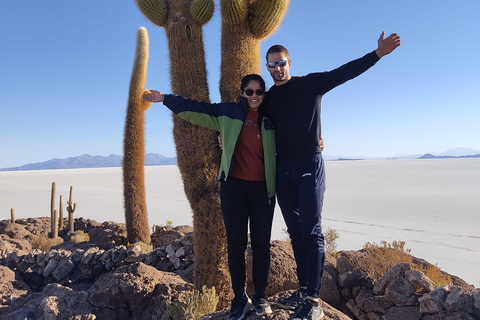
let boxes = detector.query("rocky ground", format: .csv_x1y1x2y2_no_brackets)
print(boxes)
0,217,479,320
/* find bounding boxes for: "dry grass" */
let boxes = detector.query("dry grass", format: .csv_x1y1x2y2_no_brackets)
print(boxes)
167,286,219,320
412,263,452,288
362,240,413,281
31,235,63,252
126,241,153,253
70,230,90,243
324,227,340,258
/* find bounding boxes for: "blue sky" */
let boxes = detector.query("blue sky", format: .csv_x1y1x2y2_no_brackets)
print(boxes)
1,1,479,168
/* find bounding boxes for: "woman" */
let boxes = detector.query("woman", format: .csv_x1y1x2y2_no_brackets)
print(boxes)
143,74,275,320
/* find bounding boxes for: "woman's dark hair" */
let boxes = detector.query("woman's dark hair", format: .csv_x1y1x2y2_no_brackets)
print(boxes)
240,74,266,92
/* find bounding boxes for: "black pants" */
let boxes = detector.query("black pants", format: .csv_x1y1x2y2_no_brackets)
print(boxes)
221,177,275,298
276,153,326,298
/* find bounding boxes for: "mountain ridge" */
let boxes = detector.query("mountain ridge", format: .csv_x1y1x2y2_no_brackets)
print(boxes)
0,153,176,171
1,148,479,171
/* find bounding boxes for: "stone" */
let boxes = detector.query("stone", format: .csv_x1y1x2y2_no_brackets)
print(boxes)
364,295,394,314
52,258,75,282
419,284,450,313
422,310,475,320
443,285,474,313
340,268,372,288
381,306,422,320
88,262,193,319
346,298,369,320
405,269,435,293
473,289,480,309
43,259,58,278
373,263,411,295
384,277,416,306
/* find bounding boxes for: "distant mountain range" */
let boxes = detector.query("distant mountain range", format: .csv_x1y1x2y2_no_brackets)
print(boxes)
1,148,479,171
0,153,176,171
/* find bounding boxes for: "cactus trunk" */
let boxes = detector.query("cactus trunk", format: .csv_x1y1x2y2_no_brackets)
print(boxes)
162,0,230,305
123,27,152,245
10,208,15,224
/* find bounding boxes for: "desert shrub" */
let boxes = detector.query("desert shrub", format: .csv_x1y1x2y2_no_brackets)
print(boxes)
412,263,452,288
167,286,219,320
70,230,90,243
324,227,340,258
32,235,63,252
363,240,413,280
126,241,153,253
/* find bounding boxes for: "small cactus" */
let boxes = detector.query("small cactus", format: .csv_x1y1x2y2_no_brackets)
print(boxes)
10,208,15,224
58,195,64,230
50,182,56,238
67,186,77,234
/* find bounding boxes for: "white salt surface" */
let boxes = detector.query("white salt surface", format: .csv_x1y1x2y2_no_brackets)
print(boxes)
1,159,479,287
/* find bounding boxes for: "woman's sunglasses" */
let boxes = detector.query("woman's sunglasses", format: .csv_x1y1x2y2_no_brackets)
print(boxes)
267,60,288,68
244,89,265,96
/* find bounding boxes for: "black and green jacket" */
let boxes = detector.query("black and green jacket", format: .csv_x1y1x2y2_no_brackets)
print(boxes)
163,94,276,199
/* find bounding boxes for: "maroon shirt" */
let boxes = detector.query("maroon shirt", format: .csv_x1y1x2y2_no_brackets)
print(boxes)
230,109,265,181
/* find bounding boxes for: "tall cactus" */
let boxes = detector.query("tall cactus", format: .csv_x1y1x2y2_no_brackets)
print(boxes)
220,0,290,102
135,0,231,305
123,27,152,245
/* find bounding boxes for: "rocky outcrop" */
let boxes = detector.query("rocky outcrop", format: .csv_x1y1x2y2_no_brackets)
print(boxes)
1,218,479,320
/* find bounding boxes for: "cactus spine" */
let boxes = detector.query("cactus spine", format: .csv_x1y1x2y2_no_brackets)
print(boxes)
67,186,77,234
123,27,152,245
135,0,230,306
50,182,56,238
10,208,15,224
220,0,290,102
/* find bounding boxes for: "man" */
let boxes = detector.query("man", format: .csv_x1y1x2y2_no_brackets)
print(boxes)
263,31,401,320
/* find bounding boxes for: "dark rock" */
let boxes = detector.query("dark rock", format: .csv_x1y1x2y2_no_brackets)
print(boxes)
384,277,416,306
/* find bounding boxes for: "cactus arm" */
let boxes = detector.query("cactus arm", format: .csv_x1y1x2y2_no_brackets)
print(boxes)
249,0,290,39
220,0,249,25
190,0,215,25
135,0,168,27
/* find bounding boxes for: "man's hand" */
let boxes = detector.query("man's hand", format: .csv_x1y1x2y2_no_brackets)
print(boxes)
375,31,401,58
142,89,165,102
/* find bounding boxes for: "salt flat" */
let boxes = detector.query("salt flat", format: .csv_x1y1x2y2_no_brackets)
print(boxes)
1,158,479,287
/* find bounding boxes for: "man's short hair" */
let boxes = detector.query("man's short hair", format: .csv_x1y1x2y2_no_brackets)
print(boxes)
266,45,290,61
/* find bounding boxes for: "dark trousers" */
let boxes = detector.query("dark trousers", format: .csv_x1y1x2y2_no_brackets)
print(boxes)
276,153,326,298
221,177,275,298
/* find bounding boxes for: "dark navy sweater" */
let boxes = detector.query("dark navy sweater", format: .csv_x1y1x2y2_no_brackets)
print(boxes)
264,51,380,159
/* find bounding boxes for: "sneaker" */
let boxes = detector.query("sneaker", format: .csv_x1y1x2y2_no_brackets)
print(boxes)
229,294,252,320
276,288,306,310
293,299,324,320
252,296,272,316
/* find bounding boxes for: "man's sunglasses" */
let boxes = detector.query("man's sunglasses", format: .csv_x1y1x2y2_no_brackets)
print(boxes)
267,60,288,68
244,89,265,96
